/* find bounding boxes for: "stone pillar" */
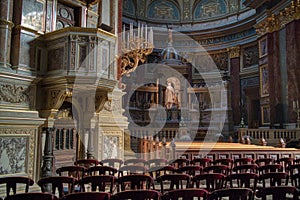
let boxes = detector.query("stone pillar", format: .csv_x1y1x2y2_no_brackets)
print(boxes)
0,0,14,68
228,46,241,126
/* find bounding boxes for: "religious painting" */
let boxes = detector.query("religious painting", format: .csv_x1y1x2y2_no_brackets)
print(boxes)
260,65,269,97
259,37,268,58
261,105,270,125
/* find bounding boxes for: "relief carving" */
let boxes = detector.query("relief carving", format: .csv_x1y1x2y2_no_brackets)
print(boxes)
0,84,29,104
211,52,228,71
243,45,259,68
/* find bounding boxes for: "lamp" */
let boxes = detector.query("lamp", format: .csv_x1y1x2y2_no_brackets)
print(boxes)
120,23,154,77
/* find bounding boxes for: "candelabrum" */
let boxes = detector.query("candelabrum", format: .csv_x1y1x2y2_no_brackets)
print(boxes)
293,100,300,128
121,23,154,77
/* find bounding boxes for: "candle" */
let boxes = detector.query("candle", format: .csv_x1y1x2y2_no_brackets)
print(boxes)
122,24,125,42
297,100,299,109
145,24,148,43
130,23,133,40
138,22,140,38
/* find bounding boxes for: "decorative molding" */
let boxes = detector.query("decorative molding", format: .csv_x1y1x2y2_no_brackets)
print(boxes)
0,128,35,178
0,83,30,104
255,1,300,36
227,46,241,59
47,88,72,110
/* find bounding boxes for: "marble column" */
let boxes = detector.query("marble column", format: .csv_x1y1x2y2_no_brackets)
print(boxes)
0,0,14,68
286,20,300,123
228,46,241,126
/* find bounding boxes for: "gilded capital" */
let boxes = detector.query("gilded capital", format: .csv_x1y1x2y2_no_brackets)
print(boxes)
227,46,240,59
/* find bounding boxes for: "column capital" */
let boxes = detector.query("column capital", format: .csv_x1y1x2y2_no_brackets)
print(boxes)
227,46,240,59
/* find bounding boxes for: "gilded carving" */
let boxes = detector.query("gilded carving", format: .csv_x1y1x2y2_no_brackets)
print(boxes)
227,46,240,59
255,1,300,36
0,84,29,104
0,129,35,178
95,93,108,113
47,88,72,110
0,18,14,30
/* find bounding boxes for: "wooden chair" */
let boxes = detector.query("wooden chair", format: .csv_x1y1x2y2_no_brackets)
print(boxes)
233,158,254,167
88,165,118,176
256,186,298,200
37,176,76,198
232,164,258,174
112,189,161,200
117,174,154,192
62,192,111,200
4,192,58,200
161,188,208,200
276,157,294,172
287,163,300,177
291,172,300,188
156,174,191,194
208,188,253,200
147,159,168,168
190,158,212,168
213,158,233,172
176,165,202,177
225,173,258,199
77,175,116,194
203,165,230,176
258,172,289,188
100,158,123,170
124,158,147,166
168,158,190,169
148,165,175,180
254,158,275,166
74,159,99,168
56,166,86,179
118,165,147,177
191,173,225,192
257,164,283,175
0,176,34,197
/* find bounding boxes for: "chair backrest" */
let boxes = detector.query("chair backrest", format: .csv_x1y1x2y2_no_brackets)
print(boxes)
112,189,161,200
37,176,76,198
77,175,116,193
213,158,233,168
117,174,154,192
232,164,258,174
233,158,254,167
148,165,176,180
254,158,274,166
62,192,111,200
74,159,99,168
258,172,289,187
288,164,300,176
258,164,283,175
225,173,258,193
192,173,225,192
147,159,168,168
208,188,253,200
203,165,230,175
100,158,123,170
176,165,202,176
190,158,212,168
56,166,86,179
156,174,191,194
291,172,300,188
168,158,190,169
161,188,208,200
276,157,294,172
4,192,58,200
0,176,34,197
118,165,147,177
257,186,298,200
124,158,147,166
88,166,118,176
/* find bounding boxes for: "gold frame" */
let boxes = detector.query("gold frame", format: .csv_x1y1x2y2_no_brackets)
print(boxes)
261,105,270,125
260,65,269,97
259,37,268,58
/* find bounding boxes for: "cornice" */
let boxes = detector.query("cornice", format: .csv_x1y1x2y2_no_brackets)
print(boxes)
255,0,300,36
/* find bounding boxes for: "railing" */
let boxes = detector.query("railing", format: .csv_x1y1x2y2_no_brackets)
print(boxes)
238,128,300,146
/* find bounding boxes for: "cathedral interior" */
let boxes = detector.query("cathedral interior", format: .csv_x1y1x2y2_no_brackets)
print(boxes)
1,0,300,197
